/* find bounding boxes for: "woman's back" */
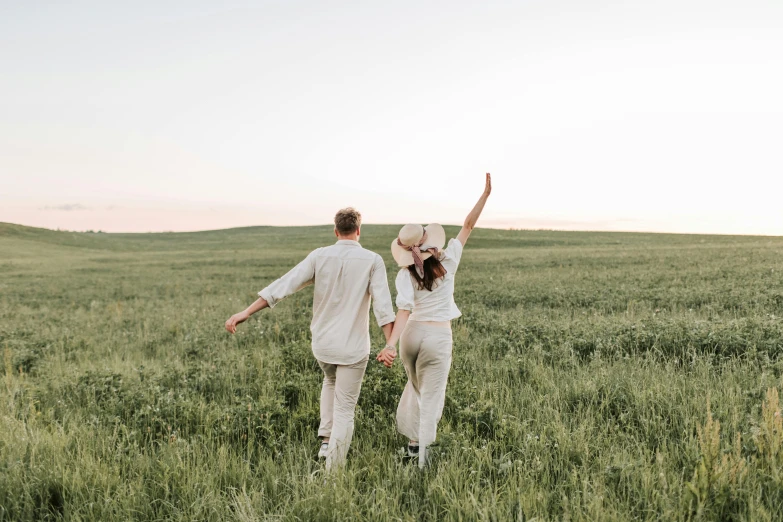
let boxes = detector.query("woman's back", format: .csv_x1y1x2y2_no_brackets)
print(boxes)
395,238,464,322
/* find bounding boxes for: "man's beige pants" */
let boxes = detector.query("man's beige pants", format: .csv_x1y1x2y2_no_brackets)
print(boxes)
395,322,453,468
317,355,369,471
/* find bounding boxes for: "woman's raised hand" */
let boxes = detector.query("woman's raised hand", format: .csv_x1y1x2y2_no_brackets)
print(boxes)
456,172,492,246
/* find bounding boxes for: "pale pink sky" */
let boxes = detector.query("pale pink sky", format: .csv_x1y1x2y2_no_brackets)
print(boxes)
2,1,782,235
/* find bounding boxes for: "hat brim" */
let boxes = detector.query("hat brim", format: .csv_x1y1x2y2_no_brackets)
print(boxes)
391,223,447,267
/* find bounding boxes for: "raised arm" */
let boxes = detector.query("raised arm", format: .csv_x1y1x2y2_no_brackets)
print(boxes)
456,173,492,247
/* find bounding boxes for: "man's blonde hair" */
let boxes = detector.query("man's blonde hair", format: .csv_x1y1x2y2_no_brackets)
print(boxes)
334,207,362,235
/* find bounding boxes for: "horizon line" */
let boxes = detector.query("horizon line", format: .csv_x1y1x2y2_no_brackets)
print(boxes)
2,221,781,239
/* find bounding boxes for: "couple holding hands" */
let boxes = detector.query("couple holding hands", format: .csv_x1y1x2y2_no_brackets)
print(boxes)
225,174,492,470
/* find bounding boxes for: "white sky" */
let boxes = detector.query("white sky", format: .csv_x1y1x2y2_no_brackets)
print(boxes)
1,0,782,234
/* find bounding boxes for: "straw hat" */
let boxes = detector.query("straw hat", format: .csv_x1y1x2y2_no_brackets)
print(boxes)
390,223,446,267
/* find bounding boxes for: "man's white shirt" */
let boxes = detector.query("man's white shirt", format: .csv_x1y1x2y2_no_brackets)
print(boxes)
259,240,395,365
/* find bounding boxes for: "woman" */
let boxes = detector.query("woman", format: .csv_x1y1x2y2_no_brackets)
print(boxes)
377,173,492,468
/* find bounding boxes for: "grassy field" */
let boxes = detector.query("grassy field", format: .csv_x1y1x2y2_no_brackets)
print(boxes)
1,221,782,521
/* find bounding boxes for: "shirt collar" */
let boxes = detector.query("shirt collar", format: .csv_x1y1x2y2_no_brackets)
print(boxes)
336,239,360,246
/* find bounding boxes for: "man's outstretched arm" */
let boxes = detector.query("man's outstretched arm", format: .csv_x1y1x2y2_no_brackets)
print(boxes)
225,297,269,333
224,251,317,334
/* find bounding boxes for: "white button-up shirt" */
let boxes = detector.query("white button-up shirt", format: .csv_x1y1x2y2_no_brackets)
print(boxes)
259,240,395,365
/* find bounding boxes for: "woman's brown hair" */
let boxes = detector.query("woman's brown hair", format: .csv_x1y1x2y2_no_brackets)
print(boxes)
408,256,447,291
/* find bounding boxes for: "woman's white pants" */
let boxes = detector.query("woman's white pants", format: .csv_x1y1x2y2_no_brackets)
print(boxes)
396,322,453,468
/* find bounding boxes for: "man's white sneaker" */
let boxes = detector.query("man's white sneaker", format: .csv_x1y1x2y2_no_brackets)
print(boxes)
318,442,329,459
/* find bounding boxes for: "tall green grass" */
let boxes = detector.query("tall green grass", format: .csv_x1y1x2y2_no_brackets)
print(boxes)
1,222,782,520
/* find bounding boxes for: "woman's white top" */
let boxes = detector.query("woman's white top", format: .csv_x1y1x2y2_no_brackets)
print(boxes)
395,238,463,322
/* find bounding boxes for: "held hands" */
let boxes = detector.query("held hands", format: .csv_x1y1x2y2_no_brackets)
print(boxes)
376,345,398,368
225,310,250,334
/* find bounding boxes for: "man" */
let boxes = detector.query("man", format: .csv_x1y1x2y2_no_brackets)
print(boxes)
225,208,395,471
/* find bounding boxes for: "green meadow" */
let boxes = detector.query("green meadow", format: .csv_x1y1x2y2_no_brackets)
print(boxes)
1,221,782,521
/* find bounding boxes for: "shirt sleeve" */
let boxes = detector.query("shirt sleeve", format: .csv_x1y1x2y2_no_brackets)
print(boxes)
369,255,396,326
258,250,317,308
442,238,464,272
395,269,415,311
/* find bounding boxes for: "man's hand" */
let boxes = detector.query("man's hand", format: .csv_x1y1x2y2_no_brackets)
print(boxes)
224,297,269,334
225,310,250,334
483,172,492,196
376,346,397,368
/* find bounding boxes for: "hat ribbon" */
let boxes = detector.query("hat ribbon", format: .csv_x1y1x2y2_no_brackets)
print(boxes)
397,230,439,278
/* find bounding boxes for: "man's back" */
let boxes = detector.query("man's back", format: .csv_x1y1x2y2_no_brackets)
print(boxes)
259,239,395,364
226,207,395,472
